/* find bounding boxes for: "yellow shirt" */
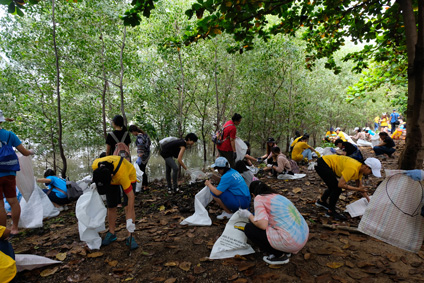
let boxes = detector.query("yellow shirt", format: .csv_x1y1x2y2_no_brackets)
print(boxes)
290,136,302,147
322,155,363,182
380,117,388,127
374,116,380,123
0,226,17,283
337,131,347,142
292,142,310,162
325,131,337,138
92,156,136,191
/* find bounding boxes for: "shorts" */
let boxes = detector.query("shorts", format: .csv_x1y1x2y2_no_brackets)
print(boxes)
105,183,135,208
211,189,250,212
0,175,17,199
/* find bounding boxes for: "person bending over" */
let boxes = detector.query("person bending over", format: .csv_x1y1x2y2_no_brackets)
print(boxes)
315,155,381,221
37,169,71,211
334,139,364,162
291,136,319,163
205,157,251,220
239,181,309,265
264,147,293,176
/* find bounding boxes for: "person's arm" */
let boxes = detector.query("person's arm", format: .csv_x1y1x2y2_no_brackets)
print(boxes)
16,144,34,156
376,139,387,147
36,178,52,184
177,146,187,170
247,213,268,230
244,154,257,163
205,179,222,196
106,144,111,156
339,177,369,201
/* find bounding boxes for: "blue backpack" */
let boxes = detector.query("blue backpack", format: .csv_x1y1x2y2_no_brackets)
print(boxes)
0,131,20,172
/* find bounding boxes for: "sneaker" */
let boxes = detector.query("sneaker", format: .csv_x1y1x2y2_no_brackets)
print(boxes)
167,188,173,194
57,206,64,212
174,187,182,193
263,253,290,265
126,236,139,250
102,232,117,246
325,211,347,221
315,199,329,210
63,205,69,211
217,211,234,220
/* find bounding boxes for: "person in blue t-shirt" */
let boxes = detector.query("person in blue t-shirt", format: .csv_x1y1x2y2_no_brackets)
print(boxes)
390,109,400,134
36,169,70,211
205,157,251,220
0,110,34,236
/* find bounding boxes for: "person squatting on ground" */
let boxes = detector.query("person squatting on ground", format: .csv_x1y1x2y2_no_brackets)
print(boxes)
0,110,34,236
315,155,382,221
129,125,151,192
0,225,16,283
291,136,319,163
205,157,251,220
160,133,198,194
242,141,258,166
264,147,293,176
335,127,347,142
334,139,364,162
373,132,396,158
239,181,309,265
216,113,242,168
235,160,257,188
351,127,366,141
324,128,337,143
92,155,138,250
260,137,277,162
290,133,305,152
37,169,71,211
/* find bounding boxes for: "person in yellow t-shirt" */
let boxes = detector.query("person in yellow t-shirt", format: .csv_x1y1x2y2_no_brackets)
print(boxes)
92,155,138,249
380,113,388,131
324,127,337,143
291,136,319,162
0,226,16,283
314,155,381,221
374,116,380,132
335,127,347,142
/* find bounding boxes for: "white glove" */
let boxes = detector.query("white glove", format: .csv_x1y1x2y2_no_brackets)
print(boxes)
126,219,135,233
238,209,252,218
267,164,273,168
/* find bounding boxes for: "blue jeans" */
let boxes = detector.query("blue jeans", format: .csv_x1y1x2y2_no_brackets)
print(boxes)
302,149,312,161
374,123,379,132
373,146,396,156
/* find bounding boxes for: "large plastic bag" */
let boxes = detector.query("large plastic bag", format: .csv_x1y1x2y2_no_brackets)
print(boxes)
76,183,107,250
235,138,248,162
209,211,255,259
19,182,60,228
315,147,335,156
189,169,207,184
16,154,35,202
76,175,92,193
358,171,424,252
15,254,61,272
248,166,259,175
341,131,357,145
371,134,380,147
180,186,213,226
133,162,144,193
277,173,306,180
357,139,373,147
345,197,371,217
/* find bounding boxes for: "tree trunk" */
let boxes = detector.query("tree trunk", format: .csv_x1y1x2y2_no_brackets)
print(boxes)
100,33,108,140
119,26,128,127
399,0,424,169
177,47,186,139
52,0,67,178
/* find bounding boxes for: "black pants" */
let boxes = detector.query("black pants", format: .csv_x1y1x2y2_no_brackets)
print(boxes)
391,122,397,134
218,150,235,168
244,222,283,257
315,158,341,212
138,162,148,187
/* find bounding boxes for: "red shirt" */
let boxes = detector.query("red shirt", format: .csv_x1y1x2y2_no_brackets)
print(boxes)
217,120,236,152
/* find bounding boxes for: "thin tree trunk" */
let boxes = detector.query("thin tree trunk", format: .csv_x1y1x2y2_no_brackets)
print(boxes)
52,0,67,178
177,47,186,139
213,47,220,158
100,33,108,140
119,26,127,127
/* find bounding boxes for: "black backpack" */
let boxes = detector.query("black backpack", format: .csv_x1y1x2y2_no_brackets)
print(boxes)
93,157,124,195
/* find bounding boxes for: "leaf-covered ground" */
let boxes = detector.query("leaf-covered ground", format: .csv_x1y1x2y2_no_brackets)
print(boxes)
11,140,424,283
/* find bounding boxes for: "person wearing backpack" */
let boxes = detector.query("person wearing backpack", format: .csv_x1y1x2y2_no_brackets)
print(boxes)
217,113,242,169
160,133,198,194
36,169,70,211
106,115,131,159
0,110,34,236
92,155,138,250
129,125,151,192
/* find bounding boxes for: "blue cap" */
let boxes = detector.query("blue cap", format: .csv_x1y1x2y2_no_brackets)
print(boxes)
211,157,229,168
329,127,334,131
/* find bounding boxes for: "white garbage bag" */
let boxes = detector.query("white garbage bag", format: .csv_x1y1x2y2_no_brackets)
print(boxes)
371,134,380,147
277,173,307,180
235,138,248,162
357,139,373,147
341,131,357,145
209,211,255,259
76,183,107,250
248,166,259,175
189,169,207,184
15,254,61,272
19,182,60,229
180,186,213,226
345,197,371,217
133,162,144,193
76,175,92,193
16,154,35,202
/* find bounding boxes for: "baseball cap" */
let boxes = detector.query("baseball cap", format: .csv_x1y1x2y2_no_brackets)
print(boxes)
211,157,229,168
335,127,341,131
267,137,275,143
354,127,359,131
364,158,382,178
0,110,5,123
329,127,334,131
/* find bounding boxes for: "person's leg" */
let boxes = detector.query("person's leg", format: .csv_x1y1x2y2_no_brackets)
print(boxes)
138,162,148,188
107,207,117,234
0,199,6,228
212,196,232,213
315,159,339,210
2,176,19,234
373,146,384,156
164,158,179,189
105,186,120,235
219,150,235,168
244,222,284,257
7,198,20,234
302,149,312,161
164,157,173,188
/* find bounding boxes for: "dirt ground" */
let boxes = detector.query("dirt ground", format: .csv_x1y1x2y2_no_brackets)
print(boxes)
10,140,424,283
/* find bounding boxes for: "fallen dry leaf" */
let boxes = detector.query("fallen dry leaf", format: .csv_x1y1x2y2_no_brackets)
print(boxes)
179,261,191,271
56,252,67,261
357,261,374,268
327,262,344,269
268,264,283,269
164,278,176,283
233,279,248,283
164,261,179,267
40,267,59,277
345,261,355,268
193,238,203,245
234,254,247,261
108,260,118,267
348,235,367,242
160,219,168,225
238,262,255,271
87,252,103,258
194,265,206,274
228,274,238,281
152,277,166,282
292,187,302,194
304,253,311,260
332,275,348,283
386,254,399,262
